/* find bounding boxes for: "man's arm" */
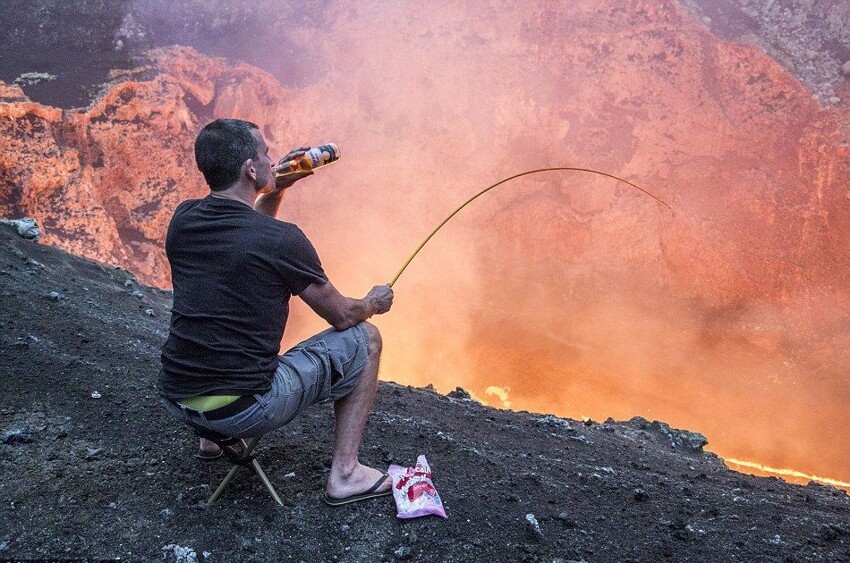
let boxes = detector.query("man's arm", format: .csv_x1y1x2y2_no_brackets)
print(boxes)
300,281,394,330
255,189,287,218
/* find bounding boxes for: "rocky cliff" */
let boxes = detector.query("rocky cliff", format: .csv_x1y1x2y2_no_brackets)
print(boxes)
0,46,299,288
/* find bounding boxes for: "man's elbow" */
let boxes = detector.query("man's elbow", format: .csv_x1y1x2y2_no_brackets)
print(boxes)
330,316,357,331
329,306,363,331
330,319,349,331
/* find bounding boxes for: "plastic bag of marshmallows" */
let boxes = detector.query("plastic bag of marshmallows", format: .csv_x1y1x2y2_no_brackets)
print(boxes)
388,455,447,519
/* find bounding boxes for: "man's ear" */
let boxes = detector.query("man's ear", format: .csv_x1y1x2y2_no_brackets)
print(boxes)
244,158,258,182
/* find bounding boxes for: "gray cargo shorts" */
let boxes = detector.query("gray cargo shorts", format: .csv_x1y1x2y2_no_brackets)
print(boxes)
162,324,370,438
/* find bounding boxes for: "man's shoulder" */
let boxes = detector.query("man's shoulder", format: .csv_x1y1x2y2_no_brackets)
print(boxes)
171,198,203,218
255,217,311,244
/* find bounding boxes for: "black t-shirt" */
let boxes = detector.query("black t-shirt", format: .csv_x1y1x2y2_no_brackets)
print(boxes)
158,195,328,400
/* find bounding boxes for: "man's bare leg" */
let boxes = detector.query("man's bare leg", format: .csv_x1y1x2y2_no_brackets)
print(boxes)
325,322,391,498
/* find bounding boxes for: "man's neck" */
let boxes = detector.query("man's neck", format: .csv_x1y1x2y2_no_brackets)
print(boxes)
209,180,257,208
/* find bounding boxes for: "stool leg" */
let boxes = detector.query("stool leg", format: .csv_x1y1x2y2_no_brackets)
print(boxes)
241,436,261,456
203,434,280,506
251,459,284,506
207,464,240,506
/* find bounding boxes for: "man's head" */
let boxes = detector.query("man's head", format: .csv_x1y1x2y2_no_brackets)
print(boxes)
194,119,272,192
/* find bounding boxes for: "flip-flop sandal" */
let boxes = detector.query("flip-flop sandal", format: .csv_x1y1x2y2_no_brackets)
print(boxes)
194,449,224,461
322,473,392,506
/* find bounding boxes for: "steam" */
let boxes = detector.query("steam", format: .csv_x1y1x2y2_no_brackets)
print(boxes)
485,386,512,409
123,1,848,484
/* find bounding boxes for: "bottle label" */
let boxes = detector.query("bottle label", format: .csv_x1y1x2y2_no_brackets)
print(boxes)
309,143,340,167
276,143,340,177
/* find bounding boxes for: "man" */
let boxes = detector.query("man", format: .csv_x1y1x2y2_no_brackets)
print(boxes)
158,118,394,505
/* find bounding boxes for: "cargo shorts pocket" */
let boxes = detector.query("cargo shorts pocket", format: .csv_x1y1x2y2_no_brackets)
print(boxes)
302,341,334,404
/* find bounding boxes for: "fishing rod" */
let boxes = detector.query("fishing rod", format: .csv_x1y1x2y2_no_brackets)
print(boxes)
389,167,672,288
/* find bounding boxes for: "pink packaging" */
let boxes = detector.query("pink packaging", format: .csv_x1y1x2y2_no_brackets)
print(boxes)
388,455,447,519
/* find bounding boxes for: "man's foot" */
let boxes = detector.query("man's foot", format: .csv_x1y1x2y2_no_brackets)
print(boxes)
322,473,391,506
325,463,392,502
195,437,222,461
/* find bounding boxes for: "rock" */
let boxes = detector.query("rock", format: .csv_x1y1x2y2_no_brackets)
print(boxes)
393,545,412,560
534,415,571,428
47,291,62,301
144,308,155,317
0,218,40,239
556,512,580,529
805,481,845,496
447,387,471,400
14,72,56,86
2,428,33,444
633,487,648,502
816,523,848,542
130,290,144,299
670,522,705,542
525,513,545,542
569,435,592,445
628,418,708,452
160,508,174,519
162,544,198,563
842,61,850,77
828,96,840,104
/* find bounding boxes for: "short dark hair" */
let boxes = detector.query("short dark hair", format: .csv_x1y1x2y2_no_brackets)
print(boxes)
194,119,261,191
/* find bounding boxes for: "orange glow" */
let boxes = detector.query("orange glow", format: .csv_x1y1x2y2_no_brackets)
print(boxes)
271,0,850,489
726,458,850,490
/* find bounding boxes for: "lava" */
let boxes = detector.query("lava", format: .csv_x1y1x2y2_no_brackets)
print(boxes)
725,459,850,490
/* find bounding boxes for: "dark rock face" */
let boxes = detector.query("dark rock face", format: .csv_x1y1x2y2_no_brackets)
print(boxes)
0,0,327,109
680,0,850,103
0,0,133,108
1,224,848,561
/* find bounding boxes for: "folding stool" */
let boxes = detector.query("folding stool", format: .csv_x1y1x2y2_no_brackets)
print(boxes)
192,426,283,507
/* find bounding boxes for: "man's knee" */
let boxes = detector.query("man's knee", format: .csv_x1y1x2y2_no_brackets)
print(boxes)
360,321,382,355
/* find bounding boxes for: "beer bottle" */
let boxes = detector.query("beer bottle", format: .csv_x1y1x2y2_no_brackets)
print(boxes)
275,143,340,177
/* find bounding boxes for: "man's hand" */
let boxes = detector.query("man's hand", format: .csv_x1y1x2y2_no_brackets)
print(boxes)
273,146,314,191
365,284,394,315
